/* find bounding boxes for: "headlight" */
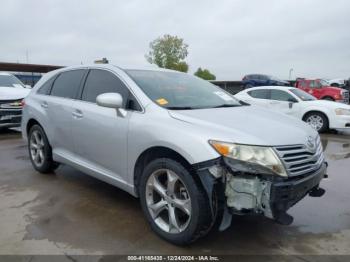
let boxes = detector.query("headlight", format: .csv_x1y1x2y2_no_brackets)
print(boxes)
0,100,22,108
209,140,287,177
335,108,350,116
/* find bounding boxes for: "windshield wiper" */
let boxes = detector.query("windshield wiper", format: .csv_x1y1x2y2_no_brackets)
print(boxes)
212,104,241,108
166,106,196,110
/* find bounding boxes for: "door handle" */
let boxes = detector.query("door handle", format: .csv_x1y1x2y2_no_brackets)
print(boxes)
72,110,83,119
269,101,279,104
40,102,48,109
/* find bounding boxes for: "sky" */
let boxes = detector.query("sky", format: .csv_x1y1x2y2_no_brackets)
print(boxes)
1,0,350,80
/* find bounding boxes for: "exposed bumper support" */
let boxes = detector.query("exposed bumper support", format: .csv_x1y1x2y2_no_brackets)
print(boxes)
193,158,327,231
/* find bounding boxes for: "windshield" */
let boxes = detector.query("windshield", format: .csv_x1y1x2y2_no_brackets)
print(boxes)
126,70,242,109
289,88,316,101
319,79,329,87
0,75,25,88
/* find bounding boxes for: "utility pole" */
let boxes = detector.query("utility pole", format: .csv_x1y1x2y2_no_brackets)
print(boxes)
289,68,294,80
26,50,29,63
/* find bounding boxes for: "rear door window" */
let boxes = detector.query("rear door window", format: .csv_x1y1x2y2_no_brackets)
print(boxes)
300,81,307,88
247,89,270,99
50,70,85,99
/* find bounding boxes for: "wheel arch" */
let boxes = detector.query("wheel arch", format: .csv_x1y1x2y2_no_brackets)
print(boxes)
320,95,335,101
133,146,194,196
302,110,330,124
26,118,42,135
26,118,53,146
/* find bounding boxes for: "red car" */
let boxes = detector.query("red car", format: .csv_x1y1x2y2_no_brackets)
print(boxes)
295,78,349,104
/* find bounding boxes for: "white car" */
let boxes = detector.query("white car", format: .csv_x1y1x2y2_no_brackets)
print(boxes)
324,78,346,87
0,72,31,129
235,86,350,132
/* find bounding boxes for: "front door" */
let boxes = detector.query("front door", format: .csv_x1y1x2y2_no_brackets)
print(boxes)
268,89,300,117
71,69,132,181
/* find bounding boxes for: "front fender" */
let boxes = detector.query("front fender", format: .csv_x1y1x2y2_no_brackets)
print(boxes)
127,112,220,185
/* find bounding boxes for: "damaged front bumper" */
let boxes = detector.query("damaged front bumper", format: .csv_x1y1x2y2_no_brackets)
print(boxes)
194,157,327,230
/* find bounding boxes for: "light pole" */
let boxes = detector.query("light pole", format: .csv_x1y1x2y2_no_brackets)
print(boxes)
289,68,294,80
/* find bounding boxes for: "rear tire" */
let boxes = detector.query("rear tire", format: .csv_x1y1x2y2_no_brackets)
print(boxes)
139,158,212,245
28,125,59,173
304,112,329,133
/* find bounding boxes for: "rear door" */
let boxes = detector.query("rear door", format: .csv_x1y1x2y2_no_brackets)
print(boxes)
298,80,310,93
40,69,85,155
246,89,271,106
71,69,136,181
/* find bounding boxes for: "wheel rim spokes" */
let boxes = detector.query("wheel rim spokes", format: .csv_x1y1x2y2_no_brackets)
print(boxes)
30,130,45,166
307,115,323,131
146,169,191,234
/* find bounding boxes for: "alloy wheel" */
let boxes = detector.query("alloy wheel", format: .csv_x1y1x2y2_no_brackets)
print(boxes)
30,130,45,167
145,169,191,234
306,115,323,131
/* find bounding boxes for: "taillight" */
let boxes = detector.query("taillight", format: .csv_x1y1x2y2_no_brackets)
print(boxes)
20,99,25,107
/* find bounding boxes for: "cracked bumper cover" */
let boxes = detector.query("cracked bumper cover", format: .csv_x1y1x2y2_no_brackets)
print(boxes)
195,157,327,228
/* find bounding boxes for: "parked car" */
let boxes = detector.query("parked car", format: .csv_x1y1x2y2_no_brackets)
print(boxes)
22,65,326,245
295,78,349,104
325,78,346,87
235,86,350,132
0,72,31,129
242,74,290,89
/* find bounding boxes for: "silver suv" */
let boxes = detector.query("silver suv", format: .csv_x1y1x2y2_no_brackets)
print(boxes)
22,65,327,245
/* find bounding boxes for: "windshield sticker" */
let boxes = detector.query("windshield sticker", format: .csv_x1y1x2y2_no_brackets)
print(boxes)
156,98,169,105
213,91,234,101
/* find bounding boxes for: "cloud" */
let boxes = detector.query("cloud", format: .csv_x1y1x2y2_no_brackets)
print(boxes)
1,0,349,80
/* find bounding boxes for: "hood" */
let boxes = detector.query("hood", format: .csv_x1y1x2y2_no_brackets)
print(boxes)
168,105,317,146
305,100,350,109
323,86,343,92
0,86,31,101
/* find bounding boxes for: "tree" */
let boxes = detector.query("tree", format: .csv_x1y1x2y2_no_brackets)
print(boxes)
194,67,216,80
146,34,189,72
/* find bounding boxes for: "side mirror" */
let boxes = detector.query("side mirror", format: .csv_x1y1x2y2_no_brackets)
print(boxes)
96,93,123,109
288,98,298,103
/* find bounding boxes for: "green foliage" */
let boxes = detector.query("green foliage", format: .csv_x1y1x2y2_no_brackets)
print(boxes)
146,34,189,72
194,67,216,80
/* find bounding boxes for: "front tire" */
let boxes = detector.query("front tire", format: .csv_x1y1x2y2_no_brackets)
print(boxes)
304,112,329,133
139,158,212,245
28,125,59,173
322,96,334,101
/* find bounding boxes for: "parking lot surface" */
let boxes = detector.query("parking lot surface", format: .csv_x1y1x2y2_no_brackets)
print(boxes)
0,129,349,258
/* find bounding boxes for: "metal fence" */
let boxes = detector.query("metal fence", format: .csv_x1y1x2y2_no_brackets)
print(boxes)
210,81,244,94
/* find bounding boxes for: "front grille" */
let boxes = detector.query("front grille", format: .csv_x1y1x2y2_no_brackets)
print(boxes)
274,136,324,177
342,90,349,104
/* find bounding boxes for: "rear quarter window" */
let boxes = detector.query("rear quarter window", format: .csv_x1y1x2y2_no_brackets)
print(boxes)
50,70,85,99
37,76,56,95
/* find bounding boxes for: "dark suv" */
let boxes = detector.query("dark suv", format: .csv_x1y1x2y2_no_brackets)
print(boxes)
242,74,290,89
